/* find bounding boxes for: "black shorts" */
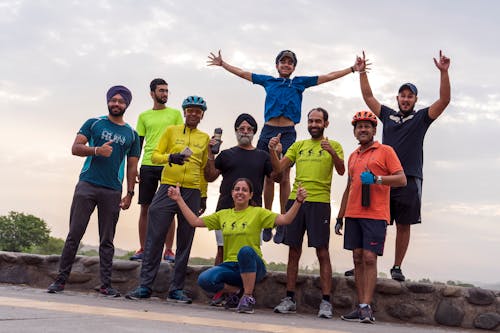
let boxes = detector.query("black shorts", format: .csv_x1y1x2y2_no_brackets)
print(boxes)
283,200,330,248
138,165,163,205
390,176,422,225
344,218,387,256
256,124,296,155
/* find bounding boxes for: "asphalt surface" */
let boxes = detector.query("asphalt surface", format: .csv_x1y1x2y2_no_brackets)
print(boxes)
0,284,483,333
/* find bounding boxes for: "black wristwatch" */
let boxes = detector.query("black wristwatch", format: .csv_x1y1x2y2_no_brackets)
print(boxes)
127,190,135,197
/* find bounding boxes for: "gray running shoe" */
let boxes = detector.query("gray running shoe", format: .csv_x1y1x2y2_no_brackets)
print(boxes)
390,266,405,281
99,285,120,297
167,289,192,304
273,296,296,314
224,292,240,309
344,268,355,277
47,280,65,293
317,299,333,319
341,306,360,322
359,305,375,324
236,295,256,314
125,286,151,300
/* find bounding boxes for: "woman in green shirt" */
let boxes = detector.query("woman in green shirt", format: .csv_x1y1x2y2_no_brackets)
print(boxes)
168,177,306,314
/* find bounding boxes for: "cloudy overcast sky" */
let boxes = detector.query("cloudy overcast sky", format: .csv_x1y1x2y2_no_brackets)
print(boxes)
1,0,498,286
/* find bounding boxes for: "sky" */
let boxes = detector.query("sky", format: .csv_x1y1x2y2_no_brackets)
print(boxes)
1,0,499,286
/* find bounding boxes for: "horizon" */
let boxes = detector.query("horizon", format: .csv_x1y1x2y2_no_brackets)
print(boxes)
1,1,499,286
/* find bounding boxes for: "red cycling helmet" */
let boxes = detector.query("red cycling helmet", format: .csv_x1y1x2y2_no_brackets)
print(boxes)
352,110,377,126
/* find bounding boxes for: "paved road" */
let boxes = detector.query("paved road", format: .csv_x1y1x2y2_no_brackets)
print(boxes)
0,284,481,333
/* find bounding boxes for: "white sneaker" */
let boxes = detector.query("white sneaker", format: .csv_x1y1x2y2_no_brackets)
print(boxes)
273,296,296,314
318,299,333,319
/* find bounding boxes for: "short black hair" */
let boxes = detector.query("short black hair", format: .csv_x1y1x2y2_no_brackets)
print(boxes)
150,78,168,92
307,107,329,121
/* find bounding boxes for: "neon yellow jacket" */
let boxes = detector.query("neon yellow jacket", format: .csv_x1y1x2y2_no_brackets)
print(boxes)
152,124,209,189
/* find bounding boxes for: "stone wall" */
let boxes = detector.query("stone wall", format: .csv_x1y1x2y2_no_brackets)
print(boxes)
1,251,499,331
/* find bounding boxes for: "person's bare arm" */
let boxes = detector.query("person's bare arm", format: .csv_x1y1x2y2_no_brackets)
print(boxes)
428,50,451,120
167,184,206,228
359,51,381,117
208,50,252,82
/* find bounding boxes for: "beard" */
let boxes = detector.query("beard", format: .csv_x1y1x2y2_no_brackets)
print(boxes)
108,105,126,117
236,132,254,146
397,102,414,116
308,126,324,139
155,94,167,105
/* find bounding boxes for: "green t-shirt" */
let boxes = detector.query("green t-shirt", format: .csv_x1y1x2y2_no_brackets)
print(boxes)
285,139,344,203
202,206,278,263
136,107,183,166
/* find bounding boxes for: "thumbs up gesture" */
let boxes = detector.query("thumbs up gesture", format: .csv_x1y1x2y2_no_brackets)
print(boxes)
97,140,114,157
268,133,283,155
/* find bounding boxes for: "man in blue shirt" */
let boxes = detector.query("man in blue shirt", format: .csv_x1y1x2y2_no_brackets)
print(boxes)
342,50,451,282
208,49,361,242
47,85,141,296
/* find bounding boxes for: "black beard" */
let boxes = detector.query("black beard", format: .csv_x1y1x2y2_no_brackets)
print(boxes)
308,127,324,139
155,95,167,105
108,106,126,117
398,103,414,116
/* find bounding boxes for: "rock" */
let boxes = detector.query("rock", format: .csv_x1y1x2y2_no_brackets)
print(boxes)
376,279,404,295
435,299,464,327
473,312,500,330
406,282,435,294
0,252,18,263
79,256,99,267
442,285,463,297
67,272,92,283
21,254,44,265
332,295,353,308
466,287,495,306
387,303,423,320
113,260,140,271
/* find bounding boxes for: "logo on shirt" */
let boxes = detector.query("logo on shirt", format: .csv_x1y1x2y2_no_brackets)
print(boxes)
389,114,414,124
101,129,126,145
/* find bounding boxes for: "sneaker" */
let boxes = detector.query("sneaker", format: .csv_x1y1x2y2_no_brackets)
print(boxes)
99,285,120,297
223,292,241,309
273,225,285,244
390,266,405,281
341,306,360,322
237,295,256,314
164,249,175,263
359,305,375,324
125,286,152,300
47,280,65,293
317,299,333,319
129,249,144,261
209,290,226,306
344,268,355,277
273,296,296,314
262,228,273,242
167,289,192,304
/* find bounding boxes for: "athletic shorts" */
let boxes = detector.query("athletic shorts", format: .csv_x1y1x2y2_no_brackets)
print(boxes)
138,165,163,205
256,124,296,155
283,200,330,248
390,176,422,225
344,218,387,256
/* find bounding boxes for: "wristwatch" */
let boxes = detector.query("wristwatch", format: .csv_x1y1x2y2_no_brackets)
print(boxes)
376,176,383,185
127,190,135,197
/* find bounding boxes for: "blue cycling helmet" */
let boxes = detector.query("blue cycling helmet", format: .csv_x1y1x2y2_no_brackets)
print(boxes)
182,95,207,111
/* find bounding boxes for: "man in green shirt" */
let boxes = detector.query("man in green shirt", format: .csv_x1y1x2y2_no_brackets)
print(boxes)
130,78,183,262
269,108,345,319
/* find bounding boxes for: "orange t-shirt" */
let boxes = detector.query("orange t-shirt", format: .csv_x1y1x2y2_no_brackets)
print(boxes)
345,141,403,223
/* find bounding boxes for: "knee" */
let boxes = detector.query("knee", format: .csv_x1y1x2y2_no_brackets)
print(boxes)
237,246,256,262
363,252,377,267
197,270,214,291
316,247,330,262
353,250,363,266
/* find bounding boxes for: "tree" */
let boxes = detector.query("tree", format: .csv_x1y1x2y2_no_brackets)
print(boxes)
28,236,65,255
0,211,50,252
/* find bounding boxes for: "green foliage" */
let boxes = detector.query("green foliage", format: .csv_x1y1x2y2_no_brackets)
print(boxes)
78,249,98,256
0,211,50,252
114,250,135,260
27,237,65,255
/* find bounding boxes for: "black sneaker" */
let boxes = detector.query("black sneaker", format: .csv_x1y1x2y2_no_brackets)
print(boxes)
390,266,405,281
125,286,152,300
344,268,355,277
167,289,192,304
47,280,65,293
99,285,120,297
224,292,241,309
273,225,285,244
341,306,360,322
359,305,375,324
262,228,273,242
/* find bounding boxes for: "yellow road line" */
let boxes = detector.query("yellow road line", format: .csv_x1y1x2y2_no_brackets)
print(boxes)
0,296,347,333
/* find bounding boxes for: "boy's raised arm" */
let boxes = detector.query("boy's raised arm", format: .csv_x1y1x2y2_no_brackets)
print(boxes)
208,50,252,82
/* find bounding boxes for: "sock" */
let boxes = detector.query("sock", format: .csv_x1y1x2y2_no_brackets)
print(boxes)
393,265,401,270
322,295,330,302
360,303,369,308
286,290,295,301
